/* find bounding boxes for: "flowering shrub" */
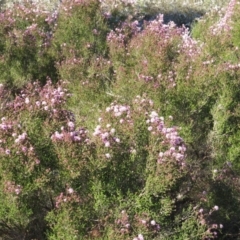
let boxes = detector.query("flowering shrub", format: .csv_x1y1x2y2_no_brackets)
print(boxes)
0,0,58,89
88,95,189,239
0,74,198,238
0,80,70,239
0,0,240,239
51,0,111,85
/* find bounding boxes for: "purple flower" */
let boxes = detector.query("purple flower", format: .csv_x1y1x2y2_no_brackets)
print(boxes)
5,149,10,155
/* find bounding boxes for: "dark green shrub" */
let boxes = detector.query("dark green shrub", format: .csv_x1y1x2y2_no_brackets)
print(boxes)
0,1,58,89
51,0,110,84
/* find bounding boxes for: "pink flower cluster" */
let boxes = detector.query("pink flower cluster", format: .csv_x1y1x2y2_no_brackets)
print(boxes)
223,61,240,71
210,0,237,35
51,124,89,144
107,29,127,46
133,234,144,240
115,210,131,234
179,27,203,60
93,124,120,148
107,20,140,46
14,132,27,144
197,205,222,239
55,186,80,208
143,14,183,37
106,102,131,118
93,95,186,166
9,80,69,116
44,10,58,25
145,111,186,166
2,125,40,169
34,80,69,111
0,2,58,51
4,181,22,195
0,80,71,168
0,117,13,132
133,96,186,166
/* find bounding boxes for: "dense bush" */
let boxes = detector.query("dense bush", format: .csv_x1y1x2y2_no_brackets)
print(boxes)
0,0,240,239
0,1,58,90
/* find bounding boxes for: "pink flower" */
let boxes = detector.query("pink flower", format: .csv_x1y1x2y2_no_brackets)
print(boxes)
35,159,40,165
67,121,75,129
25,97,30,104
213,205,219,211
15,186,22,195
52,131,63,140
148,126,153,131
102,132,109,139
138,234,144,240
67,188,74,194
125,223,130,228
150,220,156,226
93,125,101,136
110,128,115,134
159,152,164,157
5,149,10,155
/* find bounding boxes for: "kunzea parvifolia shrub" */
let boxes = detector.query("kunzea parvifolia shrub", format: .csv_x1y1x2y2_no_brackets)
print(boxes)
183,1,240,238
51,0,112,87
107,14,184,105
0,1,58,90
0,78,206,239
0,79,71,239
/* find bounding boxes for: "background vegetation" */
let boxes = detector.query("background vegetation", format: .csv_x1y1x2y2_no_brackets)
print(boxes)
0,0,239,239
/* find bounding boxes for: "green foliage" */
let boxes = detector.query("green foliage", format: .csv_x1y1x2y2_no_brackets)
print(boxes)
0,0,240,239
0,1,58,89
51,0,110,82
169,206,210,240
0,184,32,239
50,0,114,131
